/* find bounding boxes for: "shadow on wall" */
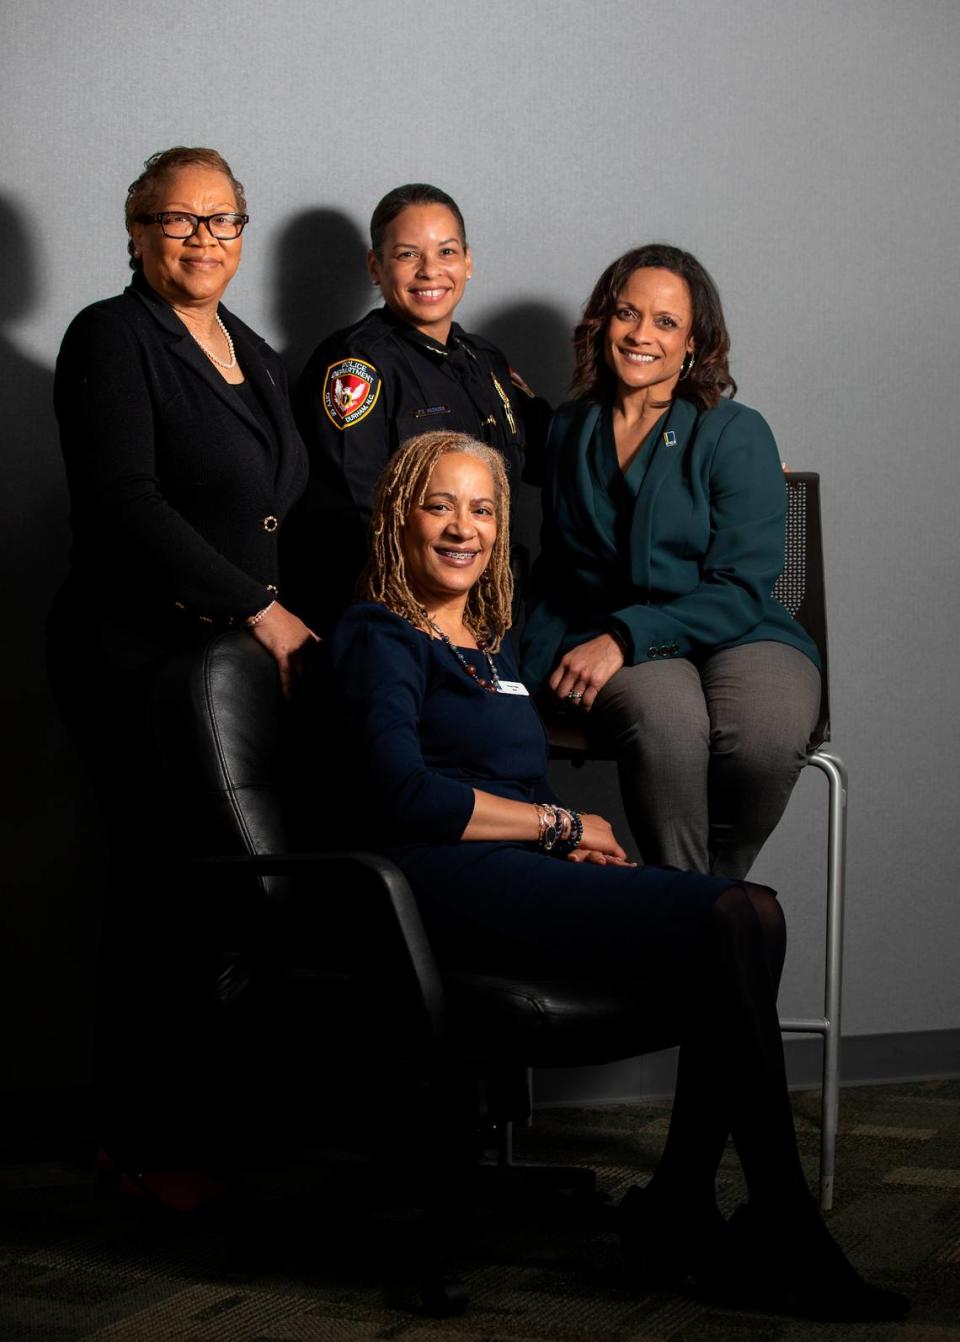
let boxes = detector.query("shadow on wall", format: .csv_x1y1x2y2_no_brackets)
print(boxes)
476,299,574,410
475,300,573,574
272,207,371,382
0,195,105,1093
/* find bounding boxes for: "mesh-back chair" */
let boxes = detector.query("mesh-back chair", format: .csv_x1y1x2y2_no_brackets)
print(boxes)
546,472,847,1210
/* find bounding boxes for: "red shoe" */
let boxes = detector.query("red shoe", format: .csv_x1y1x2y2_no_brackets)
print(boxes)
95,1147,229,1214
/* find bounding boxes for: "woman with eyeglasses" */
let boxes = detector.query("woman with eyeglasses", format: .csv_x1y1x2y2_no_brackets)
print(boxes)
47,146,315,1205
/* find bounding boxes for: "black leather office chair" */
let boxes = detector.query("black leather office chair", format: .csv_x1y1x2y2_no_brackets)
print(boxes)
148,627,684,1314
546,472,846,1210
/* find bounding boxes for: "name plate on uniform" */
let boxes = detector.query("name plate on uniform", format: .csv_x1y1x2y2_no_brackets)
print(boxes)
497,680,529,696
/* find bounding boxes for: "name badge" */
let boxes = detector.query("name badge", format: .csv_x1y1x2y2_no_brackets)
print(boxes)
497,679,529,696
414,404,452,418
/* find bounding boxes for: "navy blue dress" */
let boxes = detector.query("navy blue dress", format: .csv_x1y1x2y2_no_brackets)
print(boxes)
328,604,737,972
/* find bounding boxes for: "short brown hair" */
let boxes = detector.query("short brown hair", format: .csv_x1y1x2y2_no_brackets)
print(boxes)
125,147,246,271
571,244,736,411
360,431,513,650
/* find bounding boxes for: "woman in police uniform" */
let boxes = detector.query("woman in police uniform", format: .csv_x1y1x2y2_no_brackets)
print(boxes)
292,183,547,630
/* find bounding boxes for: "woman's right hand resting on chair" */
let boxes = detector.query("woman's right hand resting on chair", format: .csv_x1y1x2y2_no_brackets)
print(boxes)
247,600,319,699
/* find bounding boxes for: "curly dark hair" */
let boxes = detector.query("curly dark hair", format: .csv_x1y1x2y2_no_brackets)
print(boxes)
369,183,467,259
125,147,246,272
571,244,736,410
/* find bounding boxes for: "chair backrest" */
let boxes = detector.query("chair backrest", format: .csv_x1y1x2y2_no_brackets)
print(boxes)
150,629,293,884
774,472,830,747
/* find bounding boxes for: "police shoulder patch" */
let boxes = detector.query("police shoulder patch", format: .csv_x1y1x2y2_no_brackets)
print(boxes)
322,358,382,430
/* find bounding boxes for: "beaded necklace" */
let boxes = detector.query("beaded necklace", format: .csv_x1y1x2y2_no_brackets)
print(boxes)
423,612,501,693
202,314,238,370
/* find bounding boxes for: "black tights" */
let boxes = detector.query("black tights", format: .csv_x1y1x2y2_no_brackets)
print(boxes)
648,881,810,1218
643,882,911,1319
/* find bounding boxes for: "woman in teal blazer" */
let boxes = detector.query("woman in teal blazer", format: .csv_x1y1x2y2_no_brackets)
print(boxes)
520,245,820,877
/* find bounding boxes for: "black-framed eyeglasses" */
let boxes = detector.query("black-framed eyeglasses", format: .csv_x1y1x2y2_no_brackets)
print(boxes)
136,211,249,240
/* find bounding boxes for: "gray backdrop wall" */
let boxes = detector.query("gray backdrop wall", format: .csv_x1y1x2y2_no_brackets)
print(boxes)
2,0,957,1096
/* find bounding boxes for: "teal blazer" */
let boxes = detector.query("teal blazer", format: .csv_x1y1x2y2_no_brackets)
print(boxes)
520,396,819,693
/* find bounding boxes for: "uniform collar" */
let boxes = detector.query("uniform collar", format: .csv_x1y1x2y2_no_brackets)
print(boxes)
378,304,468,359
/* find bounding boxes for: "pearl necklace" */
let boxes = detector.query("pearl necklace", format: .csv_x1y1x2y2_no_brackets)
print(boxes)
194,311,238,370
174,309,237,370
422,612,501,693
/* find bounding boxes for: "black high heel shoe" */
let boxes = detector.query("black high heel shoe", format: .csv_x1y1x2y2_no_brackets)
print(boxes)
729,1201,911,1322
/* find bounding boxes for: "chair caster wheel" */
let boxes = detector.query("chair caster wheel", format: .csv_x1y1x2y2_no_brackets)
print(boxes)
420,1275,468,1317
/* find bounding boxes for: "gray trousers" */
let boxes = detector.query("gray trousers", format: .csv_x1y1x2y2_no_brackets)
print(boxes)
591,641,821,879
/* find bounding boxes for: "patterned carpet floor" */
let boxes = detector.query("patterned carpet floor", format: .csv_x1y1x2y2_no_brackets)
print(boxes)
0,1079,957,1341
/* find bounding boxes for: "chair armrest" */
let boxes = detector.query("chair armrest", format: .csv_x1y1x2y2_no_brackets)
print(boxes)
195,850,448,1045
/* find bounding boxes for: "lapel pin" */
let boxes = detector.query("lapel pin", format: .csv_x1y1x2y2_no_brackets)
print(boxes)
663,430,677,447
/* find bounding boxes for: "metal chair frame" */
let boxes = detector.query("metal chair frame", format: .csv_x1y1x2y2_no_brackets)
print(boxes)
773,472,846,1211
545,472,845,1210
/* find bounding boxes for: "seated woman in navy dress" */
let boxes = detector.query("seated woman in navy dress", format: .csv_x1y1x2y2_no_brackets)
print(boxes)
327,430,905,1322
520,245,821,878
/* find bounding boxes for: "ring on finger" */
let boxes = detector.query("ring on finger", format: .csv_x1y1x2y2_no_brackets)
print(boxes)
567,689,583,704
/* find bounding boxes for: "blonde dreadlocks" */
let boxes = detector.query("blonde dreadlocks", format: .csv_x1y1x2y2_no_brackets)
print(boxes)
360,431,514,650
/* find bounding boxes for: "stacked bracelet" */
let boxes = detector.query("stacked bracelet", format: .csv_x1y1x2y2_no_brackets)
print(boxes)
534,803,583,856
534,803,558,851
553,809,584,858
245,599,276,628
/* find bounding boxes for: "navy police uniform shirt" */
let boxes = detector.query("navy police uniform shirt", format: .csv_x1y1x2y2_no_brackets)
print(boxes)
288,306,548,631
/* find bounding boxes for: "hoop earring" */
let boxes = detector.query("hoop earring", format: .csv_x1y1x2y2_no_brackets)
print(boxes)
678,350,695,381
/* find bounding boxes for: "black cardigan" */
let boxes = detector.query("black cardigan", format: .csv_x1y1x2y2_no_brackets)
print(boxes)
53,274,308,667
